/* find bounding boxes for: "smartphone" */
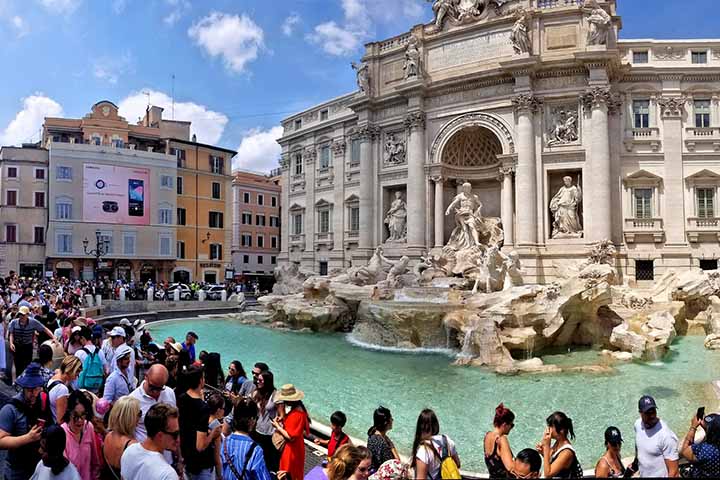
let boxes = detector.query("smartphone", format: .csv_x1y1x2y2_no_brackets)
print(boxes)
128,179,145,217
37,418,46,429
697,406,706,420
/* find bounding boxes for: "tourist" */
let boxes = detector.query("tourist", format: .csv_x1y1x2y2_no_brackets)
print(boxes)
207,393,226,475
594,427,626,478
314,411,351,458
120,403,180,480
37,344,55,383
178,364,223,479
102,326,127,374
680,412,720,477
240,362,270,397
225,359,248,396
0,363,51,480
102,346,134,405
633,395,679,477
182,331,198,362
203,351,224,390
510,448,542,479
367,406,400,471
31,424,82,480
65,326,83,355
222,397,273,480
484,403,515,478
306,444,372,480
9,305,57,377
273,384,310,480
61,390,102,480
101,396,140,479
128,364,177,441
47,355,83,423
411,409,460,480
252,370,280,471
75,326,106,393
537,411,582,478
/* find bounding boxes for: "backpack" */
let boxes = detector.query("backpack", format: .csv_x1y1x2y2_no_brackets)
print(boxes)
77,347,104,390
429,435,461,480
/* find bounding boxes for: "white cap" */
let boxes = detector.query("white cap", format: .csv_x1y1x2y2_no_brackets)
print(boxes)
119,318,131,326
109,326,126,338
71,326,82,333
115,344,133,361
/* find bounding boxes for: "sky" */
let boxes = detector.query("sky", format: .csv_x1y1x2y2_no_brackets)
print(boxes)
0,0,719,173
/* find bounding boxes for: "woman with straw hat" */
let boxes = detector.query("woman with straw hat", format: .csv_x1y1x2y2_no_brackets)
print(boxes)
272,384,309,480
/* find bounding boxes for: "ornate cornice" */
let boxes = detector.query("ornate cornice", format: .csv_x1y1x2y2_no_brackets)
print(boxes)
404,111,426,131
658,96,687,118
512,93,542,113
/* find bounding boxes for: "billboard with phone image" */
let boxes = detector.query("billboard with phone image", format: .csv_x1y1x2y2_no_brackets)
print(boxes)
83,164,150,225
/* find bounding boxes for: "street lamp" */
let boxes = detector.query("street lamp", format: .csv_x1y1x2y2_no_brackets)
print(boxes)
83,232,110,281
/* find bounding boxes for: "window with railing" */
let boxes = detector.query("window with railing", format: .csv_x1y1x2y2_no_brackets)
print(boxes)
177,241,185,259
633,100,650,128
56,200,72,220
695,100,711,128
634,188,653,219
56,232,72,253
698,188,715,218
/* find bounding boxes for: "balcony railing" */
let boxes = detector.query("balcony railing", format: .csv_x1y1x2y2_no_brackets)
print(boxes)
623,218,664,243
688,217,720,229
345,230,359,238
685,128,720,152
290,234,305,244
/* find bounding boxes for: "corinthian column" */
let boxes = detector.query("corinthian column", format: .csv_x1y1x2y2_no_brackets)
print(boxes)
405,111,427,249
499,166,515,245
658,95,688,245
512,94,541,246
431,176,445,247
358,125,379,251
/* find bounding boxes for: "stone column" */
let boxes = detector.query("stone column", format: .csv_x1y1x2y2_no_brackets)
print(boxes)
278,155,291,263
658,96,688,245
431,176,445,247
581,87,613,242
303,148,317,255
499,166,515,245
331,140,346,254
512,94,542,246
358,125,379,252
405,111,427,249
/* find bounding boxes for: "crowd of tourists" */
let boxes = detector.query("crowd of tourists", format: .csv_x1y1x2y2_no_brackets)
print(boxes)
1,273,720,479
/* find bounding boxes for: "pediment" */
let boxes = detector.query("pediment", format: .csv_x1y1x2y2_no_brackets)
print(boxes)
289,203,305,211
686,169,720,185
315,199,333,208
345,194,359,204
623,169,663,186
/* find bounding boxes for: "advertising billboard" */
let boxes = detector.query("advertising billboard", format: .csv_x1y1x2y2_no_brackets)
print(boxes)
83,164,151,225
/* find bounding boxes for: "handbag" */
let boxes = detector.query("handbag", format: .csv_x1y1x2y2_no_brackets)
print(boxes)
272,430,287,451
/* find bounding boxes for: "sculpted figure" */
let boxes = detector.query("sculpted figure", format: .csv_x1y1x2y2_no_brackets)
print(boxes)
430,0,460,29
384,192,408,242
351,61,370,94
383,133,406,166
550,176,583,238
586,2,612,46
445,182,487,250
403,37,422,79
548,108,579,146
502,251,524,290
510,9,531,55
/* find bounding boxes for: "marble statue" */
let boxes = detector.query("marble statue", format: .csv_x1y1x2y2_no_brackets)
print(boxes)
384,256,411,288
344,246,395,285
503,251,524,290
586,1,612,46
510,9,531,55
351,61,370,95
428,0,507,30
547,107,579,146
445,182,487,250
430,0,460,30
383,133,406,166
550,176,583,238
384,192,408,242
403,36,422,80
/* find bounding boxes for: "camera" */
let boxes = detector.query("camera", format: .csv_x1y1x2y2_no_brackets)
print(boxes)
102,201,119,213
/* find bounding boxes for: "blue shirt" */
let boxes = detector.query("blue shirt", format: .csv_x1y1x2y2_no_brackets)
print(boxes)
691,442,720,477
102,369,132,403
0,393,41,480
221,433,272,480
182,342,196,362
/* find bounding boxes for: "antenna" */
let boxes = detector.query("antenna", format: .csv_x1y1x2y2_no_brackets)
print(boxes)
171,74,176,120
142,90,151,108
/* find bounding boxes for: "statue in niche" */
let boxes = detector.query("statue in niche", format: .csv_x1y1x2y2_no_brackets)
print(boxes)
550,176,583,239
547,107,579,146
403,36,422,80
445,182,487,250
510,9,531,55
384,191,407,242
383,133,406,166
351,61,370,95
586,1,612,46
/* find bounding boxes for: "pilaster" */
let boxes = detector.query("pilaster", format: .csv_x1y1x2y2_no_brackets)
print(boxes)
499,166,515,246
431,175,445,248
405,111,427,250
512,93,542,246
358,124,380,255
658,96,688,246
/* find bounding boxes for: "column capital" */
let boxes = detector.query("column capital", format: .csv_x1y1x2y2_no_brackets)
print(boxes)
579,86,617,110
430,175,444,184
512,93,542,113
499,165,515,177
356,124,381,141
657,96,687,118
404,111,426,131
331,140,346,155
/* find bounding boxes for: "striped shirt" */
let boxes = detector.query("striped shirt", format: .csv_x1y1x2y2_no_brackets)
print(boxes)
8,318,45,346
221,433,272,480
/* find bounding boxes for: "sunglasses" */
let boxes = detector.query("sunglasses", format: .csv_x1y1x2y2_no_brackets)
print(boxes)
148,383,165,392
162,429,181,439
71,413,86,422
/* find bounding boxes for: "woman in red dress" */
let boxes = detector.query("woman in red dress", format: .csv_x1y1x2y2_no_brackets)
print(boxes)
272,384,309,480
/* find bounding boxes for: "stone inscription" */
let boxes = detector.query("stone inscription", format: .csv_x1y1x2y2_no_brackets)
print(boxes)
536,75,586,91
546,25,577,50
426,84,514,109
427,31,512,71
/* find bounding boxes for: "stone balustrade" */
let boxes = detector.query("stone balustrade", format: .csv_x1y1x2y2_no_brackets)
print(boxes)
623,218,664,243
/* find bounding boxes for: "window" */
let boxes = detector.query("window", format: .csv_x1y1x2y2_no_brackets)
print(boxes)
350,138,361,165
210,243,222,260
209,211,224,228
172,148,187,168
258,236,264,248
243,192,250,203
177,208,187,226
320,109,329,121
271,236,278,249
241,234,252,247
177,177,184,195
5,225,16,243
258,255,264,264
698,188,715,218
271,256,277,265
319,146,330,170
293,214,303,234
212,182,221,200
123,233,136,255
350,207,360,231
634,189,653,219
271,196,277,207
270,216,280,228
242,213,252,225
294,153,303,176
161,175,174,189
692,51,708,64
258,194,264,206
319,261,328,276
210,155,225,174
34,226,44,244
256,215,266,226
7,167,17,178
56,200,72,220
633,100,650,128
34,168,45,180
633,51,649,64
319,210,330,233
6,190,17,206
97,232,113,254
160,235,172,256
243,255,249,264
635,260,654,281
177,241,185,259
57,232,72,253
34,192,45,208
159,208,173,225
295,119,302,130
56,166,72,181
700,259,718,271
695,100,711,128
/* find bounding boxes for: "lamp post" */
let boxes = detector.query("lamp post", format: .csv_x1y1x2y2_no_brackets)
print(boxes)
83,232,110,281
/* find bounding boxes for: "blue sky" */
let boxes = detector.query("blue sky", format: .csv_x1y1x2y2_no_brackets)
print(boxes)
0,0,718,173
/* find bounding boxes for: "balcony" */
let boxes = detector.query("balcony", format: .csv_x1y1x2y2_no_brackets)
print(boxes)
289,234,305,251
344,230,359,249
687,217,720,243
624,128,661,153
314,232,334,250
623,218,664,243
685,127,720,152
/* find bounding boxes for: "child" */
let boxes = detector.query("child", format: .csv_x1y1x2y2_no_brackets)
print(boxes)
315,411,352,457
207,393,226,477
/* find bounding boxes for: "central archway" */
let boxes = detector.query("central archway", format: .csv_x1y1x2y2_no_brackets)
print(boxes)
442,126,503,168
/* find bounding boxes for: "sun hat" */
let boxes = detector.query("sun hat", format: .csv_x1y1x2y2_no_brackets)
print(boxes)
16,362,46,389
274,384,305,403
109,326,126,338
18,306,30,315
604,426,623,445
638,395,657,413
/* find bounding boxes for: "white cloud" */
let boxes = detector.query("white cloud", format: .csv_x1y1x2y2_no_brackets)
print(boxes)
112,0,127,14
1,94,64,146
11,15,28,37
307,21,363,56
118,89,229,146
163,0,190,26
37,0,82,15
93,52,134,85
281,13,300,37
233,126,283,173
188,11,264,74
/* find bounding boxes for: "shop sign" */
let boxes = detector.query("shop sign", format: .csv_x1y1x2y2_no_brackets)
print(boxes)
200,263,221,268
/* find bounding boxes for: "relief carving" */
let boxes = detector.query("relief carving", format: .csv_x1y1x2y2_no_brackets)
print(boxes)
658,97,687,118
428,0,510,32
547,106,579,146
654,46,686,61
383,133,407,166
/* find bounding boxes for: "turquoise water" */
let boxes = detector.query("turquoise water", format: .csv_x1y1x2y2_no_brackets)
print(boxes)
152,318,720,473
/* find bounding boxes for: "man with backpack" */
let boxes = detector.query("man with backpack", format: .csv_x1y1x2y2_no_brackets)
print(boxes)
75,326,106,394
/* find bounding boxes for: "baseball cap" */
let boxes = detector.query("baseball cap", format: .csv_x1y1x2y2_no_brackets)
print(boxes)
604,426,623,445
109,326,126,338
18,306,30,315
115,345,132,361
638,395,657,413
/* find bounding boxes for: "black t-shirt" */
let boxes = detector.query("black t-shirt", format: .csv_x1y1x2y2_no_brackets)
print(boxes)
178,393,214,473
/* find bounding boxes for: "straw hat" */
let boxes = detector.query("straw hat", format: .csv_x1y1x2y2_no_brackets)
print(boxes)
18,306,30,316
169,342,183,353
274,384,305,402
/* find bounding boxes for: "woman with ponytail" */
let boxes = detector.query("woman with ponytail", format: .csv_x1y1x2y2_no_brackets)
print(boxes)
366,406,400,471
31,425,81,479
484,403,515,478
537,411,583,478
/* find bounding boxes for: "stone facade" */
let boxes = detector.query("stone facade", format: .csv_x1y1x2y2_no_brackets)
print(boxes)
277,0,720,284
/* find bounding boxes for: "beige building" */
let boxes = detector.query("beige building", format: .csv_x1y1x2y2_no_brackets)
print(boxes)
0,145,48,277
278,0,720,284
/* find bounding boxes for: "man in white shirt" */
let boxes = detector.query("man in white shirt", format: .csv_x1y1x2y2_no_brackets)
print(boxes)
633,395,680,477
129,364,176,442
121,403,179,480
